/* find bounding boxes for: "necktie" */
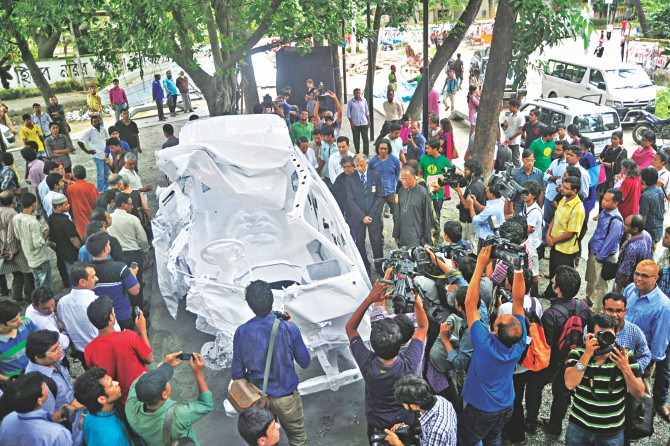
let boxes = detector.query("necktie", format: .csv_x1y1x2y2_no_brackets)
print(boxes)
360,173,367,188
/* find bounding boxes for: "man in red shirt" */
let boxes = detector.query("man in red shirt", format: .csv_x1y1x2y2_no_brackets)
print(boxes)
66,165,99,238
84,295,152,407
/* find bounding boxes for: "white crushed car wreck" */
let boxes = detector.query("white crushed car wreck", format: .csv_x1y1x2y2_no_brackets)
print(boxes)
152,114,372,406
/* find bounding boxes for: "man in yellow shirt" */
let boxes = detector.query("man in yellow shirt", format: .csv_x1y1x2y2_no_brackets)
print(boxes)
543,175,585,299
19,113,45,155
87,86,104,125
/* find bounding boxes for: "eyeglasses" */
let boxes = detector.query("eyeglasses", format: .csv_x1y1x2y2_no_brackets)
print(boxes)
633,271,657,279
46,344,63,355
400,177,413,182
603,307,626,314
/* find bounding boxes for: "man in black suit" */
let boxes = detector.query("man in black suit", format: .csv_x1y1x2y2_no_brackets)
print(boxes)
346,154,384,276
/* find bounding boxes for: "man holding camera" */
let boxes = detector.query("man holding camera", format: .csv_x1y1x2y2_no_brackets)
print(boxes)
126,351,213,446
383,375,457,446
345,278,428,442
564,313,644,445
468,181,506,252
231,280,311,446
457,246,527,445
455,160,486,254
261,95,286,121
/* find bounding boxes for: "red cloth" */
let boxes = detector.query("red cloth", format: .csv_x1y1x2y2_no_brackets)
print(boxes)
66,179,99,238
84,330,151,405
618,175,641,221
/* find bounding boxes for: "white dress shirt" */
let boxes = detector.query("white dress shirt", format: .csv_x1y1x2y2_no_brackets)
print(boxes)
57,288,120,352
25,305,70,352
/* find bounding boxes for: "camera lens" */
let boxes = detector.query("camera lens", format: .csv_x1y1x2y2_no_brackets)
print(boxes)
597,330,615,346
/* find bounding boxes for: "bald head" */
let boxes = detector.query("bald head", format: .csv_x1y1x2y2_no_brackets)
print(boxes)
0,190,14,207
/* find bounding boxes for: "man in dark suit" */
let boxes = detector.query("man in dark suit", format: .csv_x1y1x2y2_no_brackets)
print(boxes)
346,154,384,276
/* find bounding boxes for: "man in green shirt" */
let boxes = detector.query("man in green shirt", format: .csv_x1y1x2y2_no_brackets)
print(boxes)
529,126,557,173
289,110,314,143
125,352,213,446
418,137,453,220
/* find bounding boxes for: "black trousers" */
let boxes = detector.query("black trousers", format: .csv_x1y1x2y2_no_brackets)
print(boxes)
353,220,383,275
155,99,165,120
543,248,576,299
352,125,370,155
525,366,571,435
506,372,530,443
10,271,35,302
122,250,145,311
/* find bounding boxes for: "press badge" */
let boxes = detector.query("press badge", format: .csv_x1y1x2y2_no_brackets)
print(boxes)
371,185,376,193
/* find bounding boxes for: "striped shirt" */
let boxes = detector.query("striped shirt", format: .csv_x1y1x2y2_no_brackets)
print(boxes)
566,347,640,434
0,317,38,378
551,196,585,255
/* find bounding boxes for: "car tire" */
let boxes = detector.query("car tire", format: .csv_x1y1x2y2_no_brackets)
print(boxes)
548,92,558,98
632,123,652,145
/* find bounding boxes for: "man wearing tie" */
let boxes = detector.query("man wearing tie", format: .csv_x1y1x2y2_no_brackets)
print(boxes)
346,154,383,276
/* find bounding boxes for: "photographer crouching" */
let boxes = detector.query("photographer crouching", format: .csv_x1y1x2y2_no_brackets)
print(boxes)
345,276,428,444
382,374,458,446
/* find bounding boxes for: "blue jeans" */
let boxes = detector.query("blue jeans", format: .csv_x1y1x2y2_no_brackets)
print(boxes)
565,422,624,446
92,157,110,192
130,147,139,169
113,103,126,122
32,260,52,289
458,403,513,446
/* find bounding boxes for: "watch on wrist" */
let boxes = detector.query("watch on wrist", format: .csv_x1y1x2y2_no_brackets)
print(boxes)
576,362,586,372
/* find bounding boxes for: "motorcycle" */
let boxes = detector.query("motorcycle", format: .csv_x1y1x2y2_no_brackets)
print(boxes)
632,106,670,145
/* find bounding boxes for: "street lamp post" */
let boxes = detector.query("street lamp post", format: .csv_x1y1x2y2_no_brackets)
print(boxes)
422,0,429,138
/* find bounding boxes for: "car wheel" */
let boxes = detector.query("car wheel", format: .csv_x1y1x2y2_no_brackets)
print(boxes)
632,123,652,145
548,92,557,98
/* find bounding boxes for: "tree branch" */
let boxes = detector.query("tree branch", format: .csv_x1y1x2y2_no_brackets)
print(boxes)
221,0,284,70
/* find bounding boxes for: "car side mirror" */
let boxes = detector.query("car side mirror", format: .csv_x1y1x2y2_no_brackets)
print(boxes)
597,82,606,90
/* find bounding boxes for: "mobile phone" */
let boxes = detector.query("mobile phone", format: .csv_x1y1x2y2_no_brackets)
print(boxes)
130,262,138,269
179,353,193,361
134,306,140,318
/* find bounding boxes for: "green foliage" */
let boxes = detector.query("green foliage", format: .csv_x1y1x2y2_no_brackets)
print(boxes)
648,4,670,39
0,80,81,100
509,0,592,89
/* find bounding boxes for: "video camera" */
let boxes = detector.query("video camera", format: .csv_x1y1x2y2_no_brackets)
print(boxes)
437,166,468,188
370,423,421,446
380,247,432,314
488,162,527,202
482,216,528,270
433,243,469,261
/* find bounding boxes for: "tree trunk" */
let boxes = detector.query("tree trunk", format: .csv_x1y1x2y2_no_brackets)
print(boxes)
330,43,343,103
72,23,91,55
9,22,54,104
241,54,259,114
631,0,651,37
472,0,516,176
405,0,483,120
34,26,61,59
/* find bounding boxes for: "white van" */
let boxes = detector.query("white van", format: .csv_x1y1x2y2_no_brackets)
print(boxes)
541,57,656,124
516,97,622,156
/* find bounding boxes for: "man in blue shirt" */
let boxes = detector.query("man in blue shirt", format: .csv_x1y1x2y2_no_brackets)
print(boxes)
0,371,73,445
585,188,624,311
458,246,527,446
162,70,179,117
151,74,166,122
511,150,544,215
25,330,83,445
469,182,506,250
232,280,311,446
347,88,371,155
74,366,131,446
623,259,670,420
639,167,665,246
369,138,401,220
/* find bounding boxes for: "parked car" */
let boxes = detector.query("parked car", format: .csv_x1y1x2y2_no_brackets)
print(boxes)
470,46,527,104
1,124,15,147
541,57,656,124
512,97,622,155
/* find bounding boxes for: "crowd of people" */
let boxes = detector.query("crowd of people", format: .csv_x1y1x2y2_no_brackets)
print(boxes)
0,62,669,446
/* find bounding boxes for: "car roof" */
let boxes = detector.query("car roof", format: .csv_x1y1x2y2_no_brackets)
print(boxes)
521,97,618,114
544,56,641,71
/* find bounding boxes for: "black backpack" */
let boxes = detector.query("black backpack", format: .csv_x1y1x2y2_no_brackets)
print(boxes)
495,144,512,172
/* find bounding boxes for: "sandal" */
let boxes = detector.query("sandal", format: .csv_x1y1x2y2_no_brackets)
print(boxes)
656,405,670,423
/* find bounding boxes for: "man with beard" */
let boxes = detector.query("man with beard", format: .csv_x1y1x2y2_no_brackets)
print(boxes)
393,167,433,247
